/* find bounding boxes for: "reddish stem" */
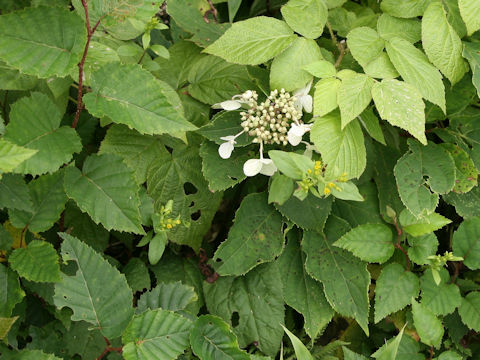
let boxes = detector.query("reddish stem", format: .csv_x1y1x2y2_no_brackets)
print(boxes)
96,338,122,359
393,218,411,271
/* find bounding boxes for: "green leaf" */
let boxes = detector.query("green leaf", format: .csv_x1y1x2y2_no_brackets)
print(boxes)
311,111,366,179
421,268,461,316
380,0,431,18
333,224,395,263
411,299,444,348
303,223,370,335
438,351,464,360
371,325,405,360
4,350,62,360
362,52,399,79
122,309,192,360
123,258,151,294
4,92,82,176
9,241,61,283
462,42,480,97
371,79,426,144
54,233,134,339
357,107,386,145
452,217,480,270
281,0,327,39
187,55,255,104
83,63,196,136
268,150,314,180
270,37,322,92
137,281,198,313
282,325,314,360
377,14,421,43
399,210,451,237
458,0,480,35
313,77,341,116
458,291,480,331
347,27,384,67
213,192,283,276
204,16,296,65
422,1,468,85
303,60,336,78
64,154,144,234
0,316,18,341
268,174,294,205
9,171,67,233
99,125,169,185
0,174,32,211
148,232,167,265
441,143,478,193
0,139,37,174
385,37,445,111
0,6,86,78
0,264,25,317
203,262,284,357
190,315,250,360
338,73,374,128
343,347,369,360
197,110,250,146
0,61,38,91
277,232,334,339
408,233,438,265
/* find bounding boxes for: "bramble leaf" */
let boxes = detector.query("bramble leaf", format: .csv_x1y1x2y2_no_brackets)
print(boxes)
281,0,327,39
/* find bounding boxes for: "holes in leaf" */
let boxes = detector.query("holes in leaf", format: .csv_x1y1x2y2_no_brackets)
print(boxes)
189,201,195,208
231,312,239,327
191,210,201,221
183,182,198,195
165,145,173,154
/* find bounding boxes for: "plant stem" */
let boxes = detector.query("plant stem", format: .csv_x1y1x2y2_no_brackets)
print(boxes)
392,217,411,271
203,0,218,23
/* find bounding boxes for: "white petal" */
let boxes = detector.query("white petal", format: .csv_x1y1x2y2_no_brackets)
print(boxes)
218,142,234,159
259,159,277,176
288,131,302,146
243,159,262,177
301,94,313,113
304,80,312,94
290,123,306,137
220,135,236,142
213,100,242,110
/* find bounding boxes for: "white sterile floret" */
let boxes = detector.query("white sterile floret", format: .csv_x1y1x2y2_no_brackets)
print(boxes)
243,158,277,177
218,136,237,159
293,80,313,114
212,90,258,110
287,123,312,146
212,100,243,111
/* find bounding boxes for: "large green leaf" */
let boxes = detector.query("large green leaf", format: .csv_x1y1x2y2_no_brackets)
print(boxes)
9,241,61,283
83,63,196,136
9,171,67,233
374,263,419,323
452,217,480,270
310,111,366,179
277,231,333,339
213,192,284,276
422,1,468,85
441,143,478,193
338,73,374,128
0,6,86,78
412,299,444,348
313,77,341,116
458,291,480,331
458,0,480,35
399,210,451,237
282,326,314,360
281,0,327,39
380,0,430,18
0,264,25,317
371,79,426,145
347,27,384,67
203,262,284,357
204,16,296,65
371,325,405,360
4,92,82,176
385,37,445,111
377,14,421,43
462,42,480,98
0,139,37,174
421,268,461,316
190,315,250,360
0,174,32,212
3,350,62,360
64,153,144,234
303,220,370,335
333,224,395,263
54,233,134,339
0,316,18,341
0,61,38,91
137,281,198,313
407,233,438,265
122,309,192,360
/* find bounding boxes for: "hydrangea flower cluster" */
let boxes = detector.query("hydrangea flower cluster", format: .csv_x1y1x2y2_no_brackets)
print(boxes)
213,82,313,177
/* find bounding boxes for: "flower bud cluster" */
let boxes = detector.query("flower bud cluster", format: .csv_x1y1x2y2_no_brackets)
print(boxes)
240,89,300,146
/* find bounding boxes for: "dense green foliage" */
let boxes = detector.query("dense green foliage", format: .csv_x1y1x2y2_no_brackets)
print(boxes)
0,0,480,359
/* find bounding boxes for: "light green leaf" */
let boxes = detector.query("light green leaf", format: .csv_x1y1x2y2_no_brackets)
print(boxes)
377,14,421,43
338,73,374,128
438,351,464,360
9,171,67,233
213,192,284,276
363,52,399,79
385,37,445,111
0,61,38,90
303,222,370,335
83,63,196,136
270,37,322,91
122,309,192,360
422,1,468,85
0,6,86,78
441,143,478,193
0,174,32,212
334,224,395,263
371,79,426,144
303,60,336,78
458,0,480,35
374,263,419,323
357,107,386,145
371,325,405,360
277,232,334,338
54,233,134,339
190,315,250,360
412,299,444,348
458,291,480,331
452,217,480,270
4,350,62,360
408,233,438,265
347,27,384,67
0,316,18,341
0,264,25,317
311,111,366,179
137,281,198,313
9,241,61,283
203,262,284,357
0,139,37,174
148,232,167,265
282,325,314,360
421,268,461,316
399,210,451,237
4,92,81,176
269,150,314,180
281,0,327,39
204,16,296,65
462,42,480,99
380,0,431,18
313,77,341,116
64,154,144,234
